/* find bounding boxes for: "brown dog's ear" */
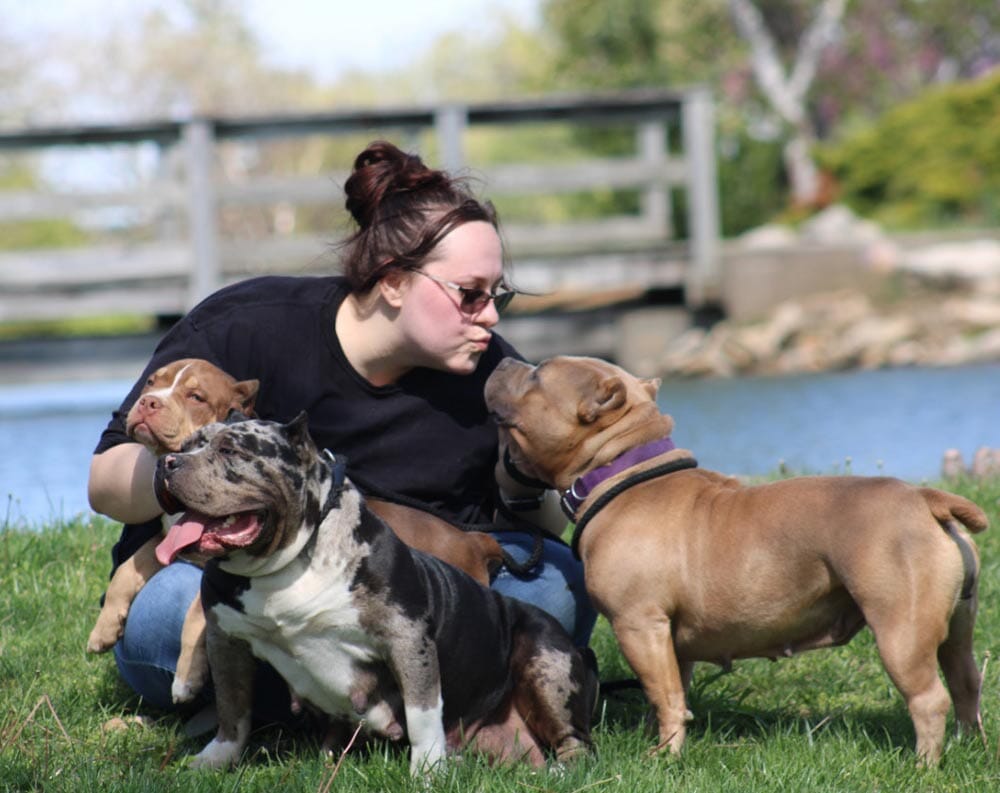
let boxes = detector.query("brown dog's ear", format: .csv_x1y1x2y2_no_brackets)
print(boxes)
233,379,260,417
578,376,626,424
640,377,661,399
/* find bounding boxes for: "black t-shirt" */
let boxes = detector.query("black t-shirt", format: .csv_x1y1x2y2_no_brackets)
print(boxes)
95,274,520,572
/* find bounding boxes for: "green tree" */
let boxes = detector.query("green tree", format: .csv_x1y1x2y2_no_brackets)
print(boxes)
539,0,1000,223
817,69,1000,227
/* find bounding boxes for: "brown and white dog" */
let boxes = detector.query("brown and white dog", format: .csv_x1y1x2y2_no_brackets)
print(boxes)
87,358,260,703
484,355,988,766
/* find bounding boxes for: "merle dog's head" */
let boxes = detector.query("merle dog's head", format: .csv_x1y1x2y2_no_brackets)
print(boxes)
153,412,335,564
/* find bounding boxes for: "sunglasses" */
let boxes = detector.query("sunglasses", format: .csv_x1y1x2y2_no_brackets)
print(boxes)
412,270,517,315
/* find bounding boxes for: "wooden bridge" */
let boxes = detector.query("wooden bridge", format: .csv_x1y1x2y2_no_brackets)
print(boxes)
0,89,720,367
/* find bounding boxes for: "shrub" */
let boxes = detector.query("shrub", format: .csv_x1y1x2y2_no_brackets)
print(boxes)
817,70,1000,228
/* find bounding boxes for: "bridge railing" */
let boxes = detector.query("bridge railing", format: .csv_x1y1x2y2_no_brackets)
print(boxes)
0,89,720,325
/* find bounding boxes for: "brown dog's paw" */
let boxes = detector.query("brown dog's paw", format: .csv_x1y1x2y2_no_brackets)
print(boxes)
86,620,123,654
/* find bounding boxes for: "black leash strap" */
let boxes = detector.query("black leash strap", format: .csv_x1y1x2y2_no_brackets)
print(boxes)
321,449,348,511
492,498,549,578
570,457,698,560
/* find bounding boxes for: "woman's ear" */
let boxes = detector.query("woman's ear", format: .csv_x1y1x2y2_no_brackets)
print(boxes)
377,268,407,309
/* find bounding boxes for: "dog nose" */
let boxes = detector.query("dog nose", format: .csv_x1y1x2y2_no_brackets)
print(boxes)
139,394,162,411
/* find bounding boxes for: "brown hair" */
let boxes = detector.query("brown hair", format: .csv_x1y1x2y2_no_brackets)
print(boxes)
339,140,502,293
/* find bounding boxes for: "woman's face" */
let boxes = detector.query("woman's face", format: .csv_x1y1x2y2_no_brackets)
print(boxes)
393,220,506,375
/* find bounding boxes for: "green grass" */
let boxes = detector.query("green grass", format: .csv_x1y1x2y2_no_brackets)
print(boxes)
3,478,1000,791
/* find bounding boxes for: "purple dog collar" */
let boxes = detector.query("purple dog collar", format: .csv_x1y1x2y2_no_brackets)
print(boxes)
560,436,676,520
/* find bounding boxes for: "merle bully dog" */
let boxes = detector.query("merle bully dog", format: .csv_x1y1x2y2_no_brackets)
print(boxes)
153,414,595,774
484,354,988,766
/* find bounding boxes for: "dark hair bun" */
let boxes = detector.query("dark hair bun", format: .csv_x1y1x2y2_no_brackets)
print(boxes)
344,141,449,229
338,139,499,293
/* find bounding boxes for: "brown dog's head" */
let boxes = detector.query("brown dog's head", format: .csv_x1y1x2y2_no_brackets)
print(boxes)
484,356,673,491
125,359,259,455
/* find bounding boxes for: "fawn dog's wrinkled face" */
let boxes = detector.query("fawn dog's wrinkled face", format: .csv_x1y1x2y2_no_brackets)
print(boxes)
126,358,259,455
484,355,670,491
153,413,332,565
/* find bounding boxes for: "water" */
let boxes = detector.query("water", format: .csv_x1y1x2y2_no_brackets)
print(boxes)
0,378,134,528
2,363,999,529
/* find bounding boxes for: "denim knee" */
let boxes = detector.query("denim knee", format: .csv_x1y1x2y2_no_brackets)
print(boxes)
490,531,597,646
114,561,203,711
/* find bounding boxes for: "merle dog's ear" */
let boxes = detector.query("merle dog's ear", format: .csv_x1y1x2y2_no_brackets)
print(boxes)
284,411,314,452
225,409,252,424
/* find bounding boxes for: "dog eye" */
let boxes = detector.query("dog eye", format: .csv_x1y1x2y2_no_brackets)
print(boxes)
188,392,207,403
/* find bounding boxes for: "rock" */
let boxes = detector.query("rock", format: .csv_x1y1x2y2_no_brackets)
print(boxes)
941,296,1000,328
900,240,1000,284
941,449,966,480
941,446,1000,480
736,301,807,361
835,315,918,369
865,239,902,273
972,447,1000,478
737,224,798,249
658,229,1000,379
800,205,885,245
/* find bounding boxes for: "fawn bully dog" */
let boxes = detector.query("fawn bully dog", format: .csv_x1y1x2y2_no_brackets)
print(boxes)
153,414,595,774
87,358,259,703
484,355,988,766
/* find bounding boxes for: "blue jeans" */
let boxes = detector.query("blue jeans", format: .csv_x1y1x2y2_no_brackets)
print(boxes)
489,531,596,647
114,536,596,710
114,561,291,718
114,561,205,711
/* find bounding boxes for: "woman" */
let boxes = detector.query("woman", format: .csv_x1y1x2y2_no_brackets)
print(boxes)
88,140,596,712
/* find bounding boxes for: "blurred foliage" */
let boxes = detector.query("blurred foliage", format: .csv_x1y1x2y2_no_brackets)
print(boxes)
0,163,88,250
542,0,735,91
816,70,1000,228
716,129,788,236
0,218,88,250
539,0,786,235
538,0,1000,229
0,315,155,341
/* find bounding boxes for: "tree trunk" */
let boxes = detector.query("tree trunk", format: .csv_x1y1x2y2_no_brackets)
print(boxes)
784,132,821,207
729,0,847,207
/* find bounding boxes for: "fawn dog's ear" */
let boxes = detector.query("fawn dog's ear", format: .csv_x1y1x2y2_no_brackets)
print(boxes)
578,376,626,425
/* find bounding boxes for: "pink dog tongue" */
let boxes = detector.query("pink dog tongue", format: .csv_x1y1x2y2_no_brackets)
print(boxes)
156,515,209,565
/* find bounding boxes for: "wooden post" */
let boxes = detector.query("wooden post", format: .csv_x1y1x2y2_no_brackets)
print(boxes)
435,105,467,172
637,120,672,238
681,87,721,307
182,119,220,309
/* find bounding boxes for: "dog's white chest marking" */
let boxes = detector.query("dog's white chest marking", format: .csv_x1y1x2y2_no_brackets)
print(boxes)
214,513,387,720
